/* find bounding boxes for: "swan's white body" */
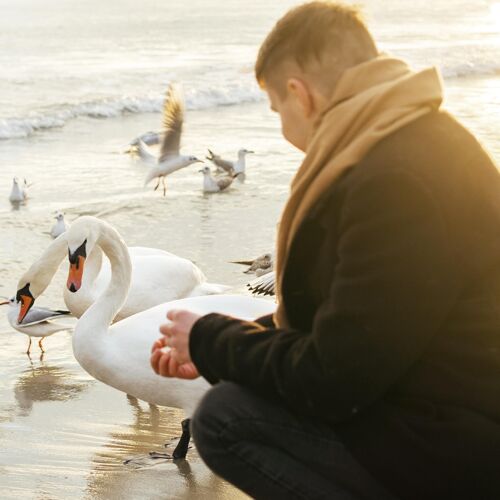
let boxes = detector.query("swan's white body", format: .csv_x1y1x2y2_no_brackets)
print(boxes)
69,217,276,412
18,231,229,322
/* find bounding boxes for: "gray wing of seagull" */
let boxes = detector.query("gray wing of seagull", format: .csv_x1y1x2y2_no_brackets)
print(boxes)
216,175,234,191
207,150,234,173
247,271,276,296
159,83,184,162
21,307,72,327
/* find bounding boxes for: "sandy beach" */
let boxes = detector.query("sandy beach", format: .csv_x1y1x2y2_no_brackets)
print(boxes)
1,0,499,498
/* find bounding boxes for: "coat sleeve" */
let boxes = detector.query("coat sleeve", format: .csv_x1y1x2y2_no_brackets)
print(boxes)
189,169,462,422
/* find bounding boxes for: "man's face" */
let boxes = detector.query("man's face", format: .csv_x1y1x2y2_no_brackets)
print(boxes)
266,83,309,152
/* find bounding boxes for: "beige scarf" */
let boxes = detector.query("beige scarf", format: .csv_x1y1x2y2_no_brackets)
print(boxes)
274,55,443,328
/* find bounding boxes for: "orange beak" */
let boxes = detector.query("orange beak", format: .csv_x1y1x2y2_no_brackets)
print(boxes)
67,255,86,292
18,294,34,323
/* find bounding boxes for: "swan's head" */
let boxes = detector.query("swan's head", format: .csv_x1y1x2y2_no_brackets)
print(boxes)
66,217,100,293
238,149,254,157
14,283,35,323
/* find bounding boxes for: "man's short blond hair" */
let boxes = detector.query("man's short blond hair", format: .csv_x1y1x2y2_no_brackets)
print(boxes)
255,1,378,97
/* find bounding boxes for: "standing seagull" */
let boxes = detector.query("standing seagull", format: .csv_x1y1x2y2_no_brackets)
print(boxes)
142,83,203,196
1,297,73,355
199,166,235,193
9,177,28,204
50,213,68,239
231,252,273,275
206,148,254,182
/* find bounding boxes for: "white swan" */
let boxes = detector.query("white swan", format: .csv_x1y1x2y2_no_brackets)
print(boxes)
15,223,229,324
62,216,275,457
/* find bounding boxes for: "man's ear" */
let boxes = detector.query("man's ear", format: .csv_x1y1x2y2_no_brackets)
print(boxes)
286,77,314,118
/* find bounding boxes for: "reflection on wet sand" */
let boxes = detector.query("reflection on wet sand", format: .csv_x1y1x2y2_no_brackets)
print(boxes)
86,395,247,499
14,360,94,417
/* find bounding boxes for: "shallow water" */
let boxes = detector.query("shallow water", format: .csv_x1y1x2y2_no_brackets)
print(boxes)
1,0,499,498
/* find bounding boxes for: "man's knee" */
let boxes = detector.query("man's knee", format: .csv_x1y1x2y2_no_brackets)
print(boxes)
191,382,247,468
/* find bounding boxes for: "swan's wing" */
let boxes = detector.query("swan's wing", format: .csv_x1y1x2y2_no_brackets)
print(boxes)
136,140,157,164
247,271,276,296
159,83,184,161
216,176,234,191
21,307,71,326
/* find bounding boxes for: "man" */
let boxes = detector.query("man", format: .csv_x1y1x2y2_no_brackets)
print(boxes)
151,2,500,498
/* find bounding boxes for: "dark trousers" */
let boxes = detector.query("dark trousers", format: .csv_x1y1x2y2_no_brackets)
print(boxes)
190,382,396,500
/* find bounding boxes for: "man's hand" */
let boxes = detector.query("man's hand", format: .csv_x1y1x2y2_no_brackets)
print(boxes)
150,309,202,379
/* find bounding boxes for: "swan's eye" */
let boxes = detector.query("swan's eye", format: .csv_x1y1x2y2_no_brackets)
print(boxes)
68,239,87,266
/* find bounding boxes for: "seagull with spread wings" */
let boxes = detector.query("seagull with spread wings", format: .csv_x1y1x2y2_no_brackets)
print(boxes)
206,148,254,182
141,83,203,196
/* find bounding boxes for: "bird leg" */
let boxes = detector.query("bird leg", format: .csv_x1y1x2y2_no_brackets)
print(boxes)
162,177,167,197
153,178,161,191
147,418,192,461
26,337,32,355
172,418,191,459
38,337,45,353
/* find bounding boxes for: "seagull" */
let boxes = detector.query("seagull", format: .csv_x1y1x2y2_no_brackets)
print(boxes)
50,213,68,239
9,177,28,203
124,130,162,154
199,166,235,193
206,148,254,182
141,83,203,196
231,253,273,274
1,297,73,355
247,270,276,297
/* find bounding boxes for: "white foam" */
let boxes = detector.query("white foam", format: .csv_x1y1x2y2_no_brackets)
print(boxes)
1,58,498,141
0,83,264,140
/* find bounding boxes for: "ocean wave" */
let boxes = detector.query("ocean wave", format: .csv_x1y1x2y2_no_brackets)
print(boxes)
1,58,499,141
0,84,264,140
440,61,500,79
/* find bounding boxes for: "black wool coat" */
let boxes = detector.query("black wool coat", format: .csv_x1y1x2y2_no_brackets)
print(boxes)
190,111,500,500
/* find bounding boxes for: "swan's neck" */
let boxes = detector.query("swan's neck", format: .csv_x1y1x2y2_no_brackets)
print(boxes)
83,245,103,286
22,235,67,295
73,223,132,358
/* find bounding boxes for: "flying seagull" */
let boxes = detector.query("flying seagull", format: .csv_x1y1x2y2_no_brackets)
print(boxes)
124,130,162,154
142,83,203,196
